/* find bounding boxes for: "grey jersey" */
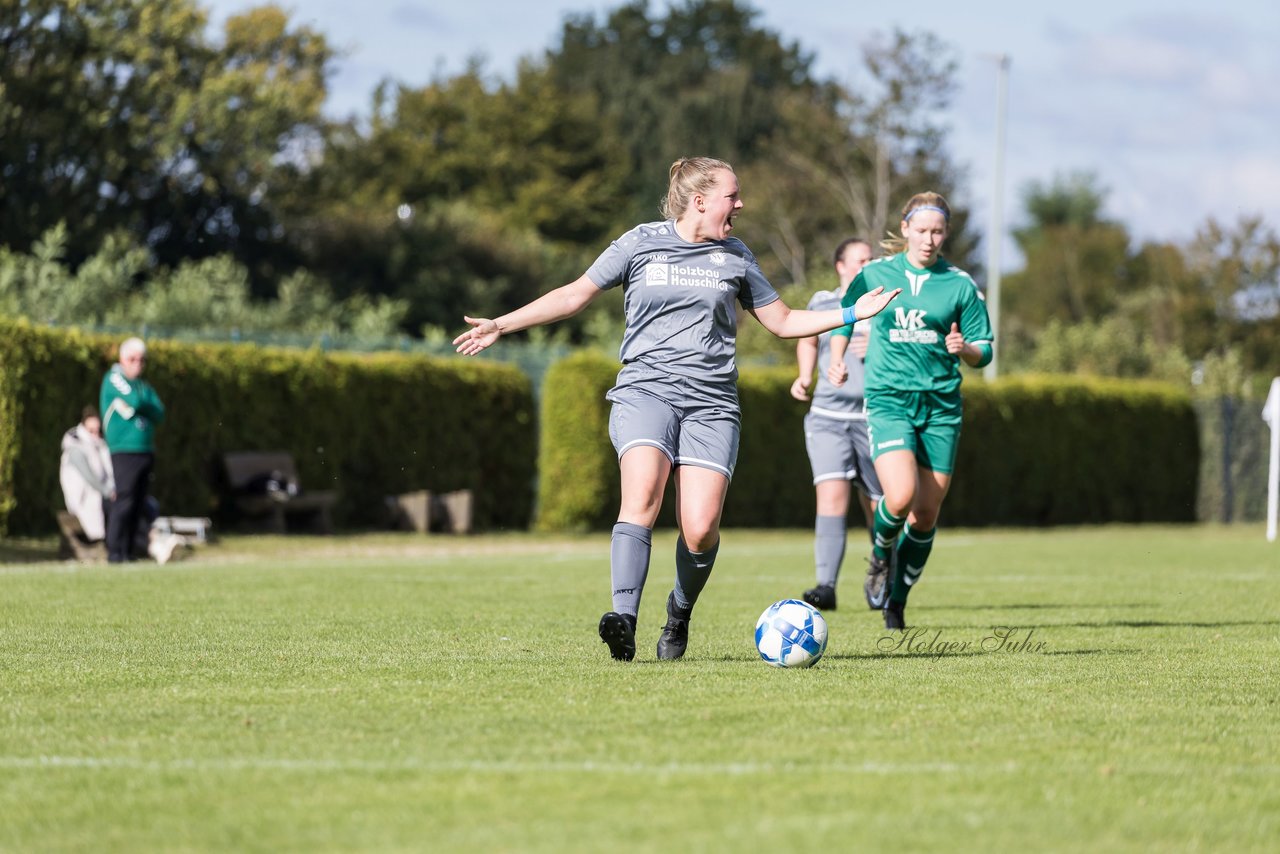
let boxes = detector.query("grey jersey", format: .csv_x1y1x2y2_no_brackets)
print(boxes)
586,220,780,382
807,289,867,420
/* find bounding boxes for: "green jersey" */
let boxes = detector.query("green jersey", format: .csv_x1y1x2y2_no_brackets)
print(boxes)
100,364,165,453
836,253,992,396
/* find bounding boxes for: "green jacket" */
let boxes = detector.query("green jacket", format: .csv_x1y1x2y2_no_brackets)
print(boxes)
99,364,165,453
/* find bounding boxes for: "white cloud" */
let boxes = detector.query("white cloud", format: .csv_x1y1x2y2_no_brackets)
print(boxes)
390,5,451,31
1198,155,1280,226
1199,63,1273,111
1075,32,1202,86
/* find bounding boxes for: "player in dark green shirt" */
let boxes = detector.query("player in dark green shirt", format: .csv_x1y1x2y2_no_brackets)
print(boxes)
828,192,993,630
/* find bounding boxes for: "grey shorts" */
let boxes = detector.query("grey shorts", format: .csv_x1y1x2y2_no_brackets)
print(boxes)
606,364,740,479
803,411,883,498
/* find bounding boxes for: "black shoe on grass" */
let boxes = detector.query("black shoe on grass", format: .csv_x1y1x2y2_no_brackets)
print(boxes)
598,611,637,661
883,599,906,631
864,554,891,610
656,592,691,660
803,584,837,611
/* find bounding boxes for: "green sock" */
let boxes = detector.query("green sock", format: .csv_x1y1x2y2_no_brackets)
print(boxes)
872,498,906,563
890,524,936,604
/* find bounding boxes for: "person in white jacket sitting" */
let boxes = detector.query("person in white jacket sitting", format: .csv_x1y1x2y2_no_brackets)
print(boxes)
59,407,183,564
59,407,114,542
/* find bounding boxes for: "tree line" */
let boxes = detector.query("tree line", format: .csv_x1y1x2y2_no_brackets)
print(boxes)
1,0,1276,388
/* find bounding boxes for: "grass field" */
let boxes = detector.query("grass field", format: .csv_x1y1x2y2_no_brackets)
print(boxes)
1,525,1277,851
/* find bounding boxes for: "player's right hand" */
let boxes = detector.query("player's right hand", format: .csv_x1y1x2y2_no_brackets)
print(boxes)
849,332,869,359
789,375,811,401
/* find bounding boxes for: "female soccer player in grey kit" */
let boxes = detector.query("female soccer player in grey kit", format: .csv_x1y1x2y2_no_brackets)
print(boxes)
456,157,899,661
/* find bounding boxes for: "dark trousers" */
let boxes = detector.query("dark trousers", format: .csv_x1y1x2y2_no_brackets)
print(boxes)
107,452,154,562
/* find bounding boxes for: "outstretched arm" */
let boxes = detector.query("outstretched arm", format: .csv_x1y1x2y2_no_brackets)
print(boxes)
748,286,901,340
454,275,603,355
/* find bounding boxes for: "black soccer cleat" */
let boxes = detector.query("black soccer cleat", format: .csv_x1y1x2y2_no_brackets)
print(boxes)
598,611,637,661
656,592,692,660
802,584,837,611
864,554,891,610
883,598,906,631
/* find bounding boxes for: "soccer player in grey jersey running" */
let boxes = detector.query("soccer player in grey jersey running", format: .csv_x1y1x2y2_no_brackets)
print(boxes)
790,238,887,613
456,156,900,662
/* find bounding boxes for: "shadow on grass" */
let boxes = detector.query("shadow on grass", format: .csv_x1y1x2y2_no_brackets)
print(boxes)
890,618,1280,631
824,647,1139,661
933,603,1150,611
1041,648,1141,656
827,650,990,660
1027,619,1280,629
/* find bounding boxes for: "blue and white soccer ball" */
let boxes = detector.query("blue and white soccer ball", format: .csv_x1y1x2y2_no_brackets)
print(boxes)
754,598,828,668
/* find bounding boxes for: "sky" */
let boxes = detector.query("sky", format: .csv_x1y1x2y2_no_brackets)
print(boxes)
202,0,1280,267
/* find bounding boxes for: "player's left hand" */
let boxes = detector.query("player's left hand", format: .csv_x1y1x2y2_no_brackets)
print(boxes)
945,322,966,355
851,286,902,321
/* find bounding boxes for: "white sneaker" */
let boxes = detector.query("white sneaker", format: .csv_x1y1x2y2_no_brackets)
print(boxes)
150,532,182,565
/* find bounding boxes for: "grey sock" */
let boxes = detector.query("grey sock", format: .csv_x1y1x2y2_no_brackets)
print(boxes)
673,537,719,612
610,522,652,617
814,514,847,587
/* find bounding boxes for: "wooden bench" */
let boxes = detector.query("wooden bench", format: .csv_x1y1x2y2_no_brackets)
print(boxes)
55,511,107,563
151,516,215,545
222,451,338,534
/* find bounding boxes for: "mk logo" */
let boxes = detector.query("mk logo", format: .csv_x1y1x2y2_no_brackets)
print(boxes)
894,307,927,330
905,271,930,296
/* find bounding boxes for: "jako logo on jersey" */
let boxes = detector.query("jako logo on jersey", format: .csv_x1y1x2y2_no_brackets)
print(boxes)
905,271,931,296
647,253,669,262
709,250,727,266
645,264,670,286
894,308,927,330
110,372,132,395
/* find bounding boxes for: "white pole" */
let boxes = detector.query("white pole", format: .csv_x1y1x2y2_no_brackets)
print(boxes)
1264,377,1280,542
983,54,1010,382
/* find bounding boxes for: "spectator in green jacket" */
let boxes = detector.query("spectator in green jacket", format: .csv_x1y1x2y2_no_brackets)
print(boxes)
100,337,165,563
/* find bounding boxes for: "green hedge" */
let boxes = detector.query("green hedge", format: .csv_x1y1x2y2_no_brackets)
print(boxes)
1195,395,1269,524
535,352,622,531
0,318,536,536
535,351,1199,530
947,376,1198,525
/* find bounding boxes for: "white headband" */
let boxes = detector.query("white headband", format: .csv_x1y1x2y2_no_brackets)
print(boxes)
904,205,949,222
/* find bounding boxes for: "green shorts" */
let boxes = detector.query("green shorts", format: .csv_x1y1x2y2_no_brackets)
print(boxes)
866,389,963,475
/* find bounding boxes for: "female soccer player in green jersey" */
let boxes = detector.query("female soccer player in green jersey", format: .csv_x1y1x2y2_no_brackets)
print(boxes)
827,192,993,630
